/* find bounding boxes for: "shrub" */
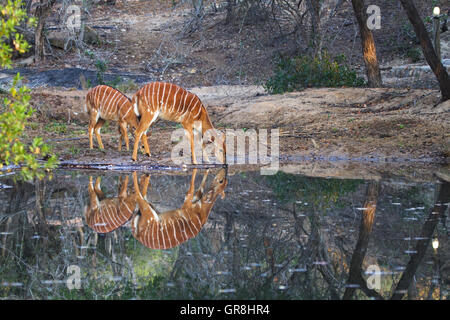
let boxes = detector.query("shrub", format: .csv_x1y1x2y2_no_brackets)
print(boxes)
264,51,365,94
0,0,57,180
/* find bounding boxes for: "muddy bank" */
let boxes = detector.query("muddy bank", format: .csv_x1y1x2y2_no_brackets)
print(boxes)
25,85,449,168
51,156,449,184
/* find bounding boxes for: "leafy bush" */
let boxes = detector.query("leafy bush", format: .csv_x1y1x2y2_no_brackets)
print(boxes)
265,52,365,94
0,0,57,180
94,59,107,85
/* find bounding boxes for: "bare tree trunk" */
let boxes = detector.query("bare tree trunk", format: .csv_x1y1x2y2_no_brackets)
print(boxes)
390,180,450,300
34,0,56,63
351,0,382,87
306,0,322,58
225,0,235,24
399,0,450,101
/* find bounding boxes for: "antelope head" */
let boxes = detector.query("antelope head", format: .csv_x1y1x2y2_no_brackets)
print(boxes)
204,128,227,164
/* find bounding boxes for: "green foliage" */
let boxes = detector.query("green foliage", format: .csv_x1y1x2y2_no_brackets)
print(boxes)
0,0,57,180
0,0,34,67
393,23,422,63
406,47,422,63
264,171,362,208
44,121,67,134
115,78,139,93
85,53,138,92
264,52,365,94
94,59,107,84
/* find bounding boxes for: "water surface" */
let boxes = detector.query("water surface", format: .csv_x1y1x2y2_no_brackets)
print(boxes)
0,168,448,300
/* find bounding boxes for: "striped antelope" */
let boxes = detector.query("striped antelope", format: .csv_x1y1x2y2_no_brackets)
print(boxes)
85,85,150,153
131,168,227,249
84,175,150,234
130,82,226,164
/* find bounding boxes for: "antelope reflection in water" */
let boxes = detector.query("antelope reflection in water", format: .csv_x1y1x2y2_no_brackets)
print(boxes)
84,175,150,233
131,168,228,250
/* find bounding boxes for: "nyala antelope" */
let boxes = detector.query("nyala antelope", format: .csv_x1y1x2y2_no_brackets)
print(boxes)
131,82,226,164
84,175,150,234
85,85,150,152
131,168,227,249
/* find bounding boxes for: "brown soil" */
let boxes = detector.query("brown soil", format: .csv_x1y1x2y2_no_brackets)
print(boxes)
27,0,447,87
27,85,449,173
10,0,450,181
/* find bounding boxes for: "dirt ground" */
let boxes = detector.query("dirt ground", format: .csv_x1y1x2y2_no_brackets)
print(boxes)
26,85,449,173
31,0,446,88
8,0,449,181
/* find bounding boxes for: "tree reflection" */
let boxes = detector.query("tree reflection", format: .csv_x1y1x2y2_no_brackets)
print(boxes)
0,170,447,300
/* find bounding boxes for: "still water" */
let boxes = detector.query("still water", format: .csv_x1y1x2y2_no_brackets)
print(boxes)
0,168,448,300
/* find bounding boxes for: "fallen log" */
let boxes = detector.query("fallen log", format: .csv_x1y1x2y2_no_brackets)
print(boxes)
57,160,227,172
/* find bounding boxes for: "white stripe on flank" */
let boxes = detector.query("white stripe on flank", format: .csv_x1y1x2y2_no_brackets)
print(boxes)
117,97,124,113
193,100,202,118
184,215,196,236
156,223,162,248
92,87,98,107
151,223,157,249
163,83,166,109
171,87,180,114
172,219,179,244
181,95,195,118
182,91,189,115
160,224,167,249
95,87,101,107
193,215,201,232
108,204,121,227
123,201,132,214
151,83,156,112
122,101,132,119
144,84,150,107
164,223,172,248
175,88,183,115
118,98,128,114
100,86,108,112
103,207,116,228
164,84,172,113
180,217,188,239
174,219,182,243
156,82,161,111
111,91,122,112
107,91,120,115
179,95,189,118
102,90,114,115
